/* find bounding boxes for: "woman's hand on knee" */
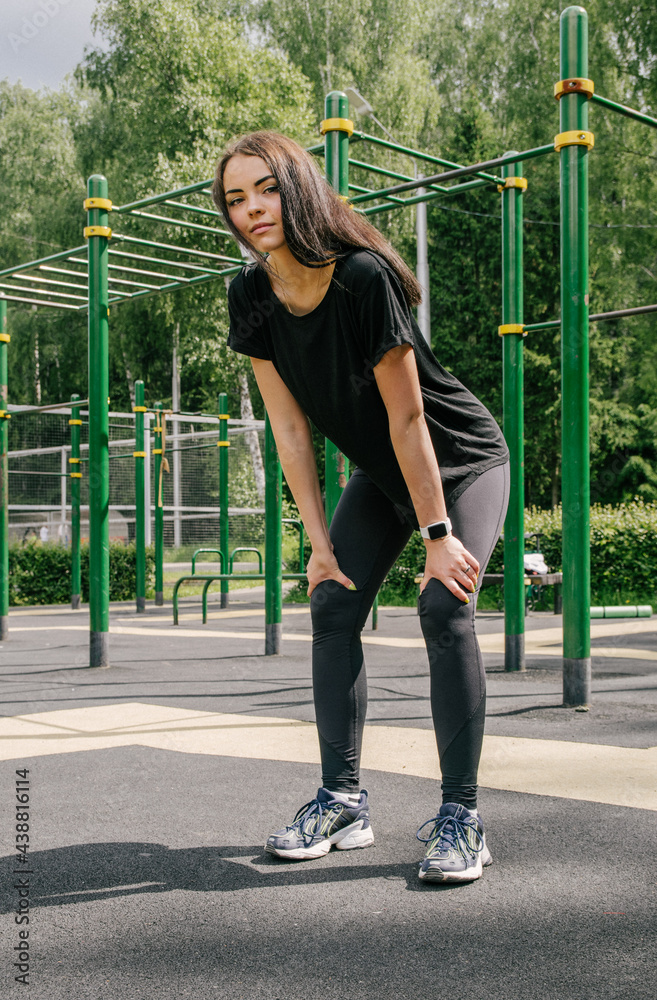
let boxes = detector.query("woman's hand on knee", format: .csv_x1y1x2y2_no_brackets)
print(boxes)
420,536,479,602
306,548,356,598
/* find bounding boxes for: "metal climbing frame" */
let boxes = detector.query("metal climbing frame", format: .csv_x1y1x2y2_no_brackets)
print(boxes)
1,7,656,690
0,175,243,664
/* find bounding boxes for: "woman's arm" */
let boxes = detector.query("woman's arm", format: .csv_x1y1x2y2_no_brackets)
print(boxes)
373,345,479,602
250,358,355,595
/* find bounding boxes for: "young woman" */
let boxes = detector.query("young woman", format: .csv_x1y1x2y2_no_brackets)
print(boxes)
213,131,510,883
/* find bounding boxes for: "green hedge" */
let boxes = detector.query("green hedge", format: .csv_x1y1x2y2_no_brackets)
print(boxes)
8,541,155,606
379,498,657,608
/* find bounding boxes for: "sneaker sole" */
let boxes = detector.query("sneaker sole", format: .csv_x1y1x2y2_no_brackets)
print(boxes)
265,820,374,860
418,849,492,884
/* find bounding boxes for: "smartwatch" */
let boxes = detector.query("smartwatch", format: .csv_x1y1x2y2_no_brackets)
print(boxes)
420,517,452,541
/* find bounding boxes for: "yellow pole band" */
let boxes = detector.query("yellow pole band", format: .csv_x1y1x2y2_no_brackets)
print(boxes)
133,405,148,412
68,457,80,464
554,130,594,152
554,78,594,100
68,419,82,425
497,177,528,193
84,225,112,239
217,440,231,447
70,472,82,479
133,451,146,458
218,413,230,419
0,411,11,420
0,333,10,343
153,425,162,432
498,324,526,336
153,448,162,455
84,197,113,211
320,117,355,137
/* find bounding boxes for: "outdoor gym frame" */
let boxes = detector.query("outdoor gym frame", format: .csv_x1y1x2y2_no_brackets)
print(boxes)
1,7,656,705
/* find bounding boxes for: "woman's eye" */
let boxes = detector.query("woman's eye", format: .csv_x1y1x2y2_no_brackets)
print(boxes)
228,197,242,207
265,185,279,194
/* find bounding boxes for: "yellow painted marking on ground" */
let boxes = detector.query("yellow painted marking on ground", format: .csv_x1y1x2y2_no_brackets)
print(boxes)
4,606,307,622
138,607,310,623
8,620,657,661
5,608,655,639
478,618,657,654
525,645,657,662
7,608,88,618
0,703,654,811
10,623,426,649
10,624,308,642
590,646,657,661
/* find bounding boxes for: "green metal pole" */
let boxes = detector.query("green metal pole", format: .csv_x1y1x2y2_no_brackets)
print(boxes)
323,91,350,523
153,402,164,605
559,5,591,707
69,394,82,609
0,298,9,640
218,392,230,610
134,381,146,612
500,156,526,671
264,412,282,654
86,176,110,667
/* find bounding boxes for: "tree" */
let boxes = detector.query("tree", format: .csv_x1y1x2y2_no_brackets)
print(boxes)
419,0,657,506
72,0,317,415
3,0,656,510
0,81,89,406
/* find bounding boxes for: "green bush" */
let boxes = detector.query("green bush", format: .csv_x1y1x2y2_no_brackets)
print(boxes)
9,541,155,606
281,519,310,603
226,498,657,609
523,499,657,607
379,498,657,607
378,531,426,606
9,541,71,606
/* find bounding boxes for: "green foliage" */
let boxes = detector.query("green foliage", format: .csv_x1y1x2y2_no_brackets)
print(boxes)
77,0,316,194
377,531,425,607
374,500,657,607
9,541,72,606
522,499,657,606
8,541,155,606
2,0,657,510
0,80,89,407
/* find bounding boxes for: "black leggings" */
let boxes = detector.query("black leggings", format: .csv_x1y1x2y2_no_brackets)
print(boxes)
309,460,510,809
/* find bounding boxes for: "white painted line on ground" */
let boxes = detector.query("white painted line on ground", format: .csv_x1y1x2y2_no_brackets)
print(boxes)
0,703,654,811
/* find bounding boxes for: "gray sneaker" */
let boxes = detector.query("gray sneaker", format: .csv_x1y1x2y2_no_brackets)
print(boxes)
265,787,374,860
417,802,492,883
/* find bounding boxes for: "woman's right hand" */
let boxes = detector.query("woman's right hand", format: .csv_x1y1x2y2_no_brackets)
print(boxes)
306,547,356,598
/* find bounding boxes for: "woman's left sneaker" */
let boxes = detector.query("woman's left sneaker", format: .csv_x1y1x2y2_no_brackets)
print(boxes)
265,787,374,860
416,802,492,883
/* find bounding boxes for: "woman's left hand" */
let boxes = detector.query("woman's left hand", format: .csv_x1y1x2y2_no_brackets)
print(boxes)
419,535,480,602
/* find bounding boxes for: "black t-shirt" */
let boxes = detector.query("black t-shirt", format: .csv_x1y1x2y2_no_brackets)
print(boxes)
227,248,509,527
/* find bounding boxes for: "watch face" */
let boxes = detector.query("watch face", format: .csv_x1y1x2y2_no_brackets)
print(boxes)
428,522,447,539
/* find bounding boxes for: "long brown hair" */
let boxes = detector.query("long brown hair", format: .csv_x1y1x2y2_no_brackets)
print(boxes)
212,130,422,307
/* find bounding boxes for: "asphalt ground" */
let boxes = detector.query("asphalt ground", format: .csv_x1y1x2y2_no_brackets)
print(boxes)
1,588,655,999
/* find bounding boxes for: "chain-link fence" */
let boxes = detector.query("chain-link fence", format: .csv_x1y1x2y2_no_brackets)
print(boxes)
7,407,266,552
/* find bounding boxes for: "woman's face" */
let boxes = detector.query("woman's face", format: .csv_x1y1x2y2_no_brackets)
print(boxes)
223,154,285,253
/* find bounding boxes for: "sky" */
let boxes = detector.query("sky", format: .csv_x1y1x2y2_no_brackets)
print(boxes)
0,0,101,92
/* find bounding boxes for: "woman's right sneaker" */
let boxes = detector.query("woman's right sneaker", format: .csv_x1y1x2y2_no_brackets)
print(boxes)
265,787,374,860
